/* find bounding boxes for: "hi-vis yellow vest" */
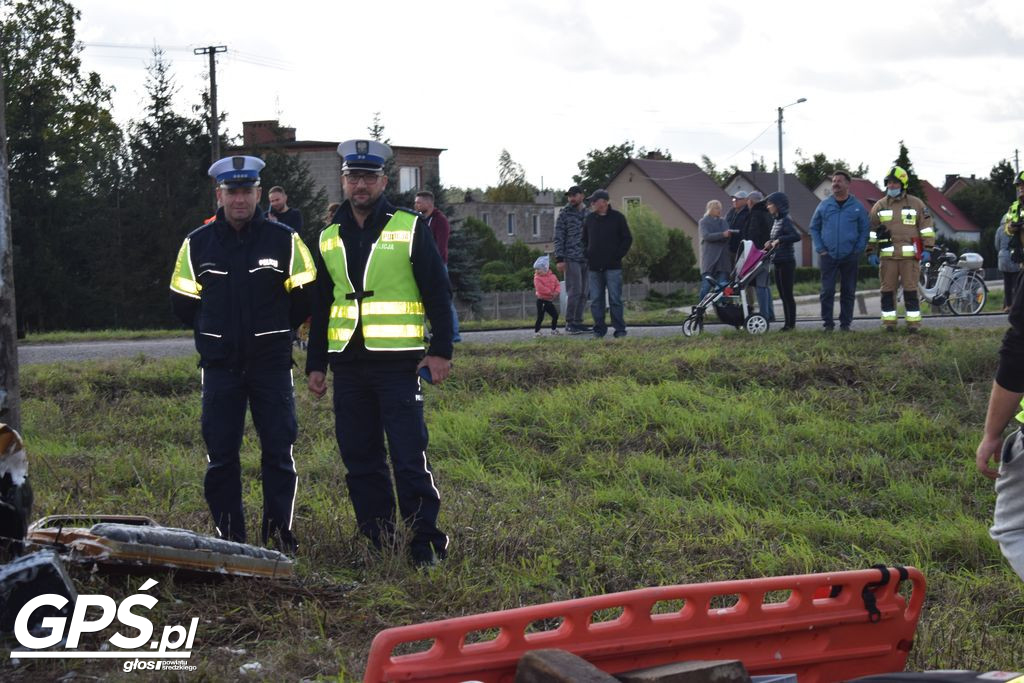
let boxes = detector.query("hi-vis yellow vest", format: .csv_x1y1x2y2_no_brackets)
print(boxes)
320,211,426,353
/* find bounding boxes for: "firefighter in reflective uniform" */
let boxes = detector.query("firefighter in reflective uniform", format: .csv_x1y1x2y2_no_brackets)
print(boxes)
867,166,935,330
170,155,316,553
305,139,453,568
1002,172,1024,265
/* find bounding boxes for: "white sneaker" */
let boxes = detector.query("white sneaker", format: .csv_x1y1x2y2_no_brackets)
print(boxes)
534,332,542,337
551,328,561,335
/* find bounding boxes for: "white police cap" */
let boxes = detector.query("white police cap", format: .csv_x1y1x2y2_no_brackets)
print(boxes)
208,155,265,187
338,139,392,173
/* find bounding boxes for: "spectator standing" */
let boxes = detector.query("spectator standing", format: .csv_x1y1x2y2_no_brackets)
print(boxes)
582,189,633,338
763,191,801,331
809,170,870,331
554,186,590,334
305,139,452,568
726,191,749,259
532,256,561,336
996,218,1020,313
267,186,304,232
746,191,775,321
169,156,316,553
698,199,734,298
414,191,461,343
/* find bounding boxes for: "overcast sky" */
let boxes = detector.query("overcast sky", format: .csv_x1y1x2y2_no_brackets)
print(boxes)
76,0,1024,191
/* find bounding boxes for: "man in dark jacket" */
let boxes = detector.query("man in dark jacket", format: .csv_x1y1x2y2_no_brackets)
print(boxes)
554,186,589,333
582,189,632,338
305,139,452,568
746,191,775,321
267,186,304,232
170,156,316,552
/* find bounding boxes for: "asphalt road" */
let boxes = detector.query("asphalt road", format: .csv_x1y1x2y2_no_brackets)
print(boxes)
16,311,1012,366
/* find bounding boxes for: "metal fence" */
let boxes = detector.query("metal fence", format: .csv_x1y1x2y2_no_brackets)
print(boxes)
457,281,695,321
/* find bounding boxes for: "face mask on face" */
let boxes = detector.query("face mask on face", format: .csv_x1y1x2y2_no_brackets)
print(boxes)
887,187,902,198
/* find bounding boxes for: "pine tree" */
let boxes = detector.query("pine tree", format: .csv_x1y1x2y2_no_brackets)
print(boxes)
892,141,924,198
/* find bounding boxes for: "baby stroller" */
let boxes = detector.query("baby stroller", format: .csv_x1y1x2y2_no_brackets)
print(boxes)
682,240,775,337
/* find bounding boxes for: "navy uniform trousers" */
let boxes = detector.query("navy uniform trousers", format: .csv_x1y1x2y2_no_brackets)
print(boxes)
330,359,448,561
201,366,298,544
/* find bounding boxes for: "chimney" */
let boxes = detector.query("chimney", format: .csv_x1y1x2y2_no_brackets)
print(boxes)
242,120,296,147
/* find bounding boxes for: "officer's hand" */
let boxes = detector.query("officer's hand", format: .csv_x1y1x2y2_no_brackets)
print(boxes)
307,371,328,399
556,261,567,274
976,434,1003,480
920,250,930,264
868,254,880,267
418,355,451,385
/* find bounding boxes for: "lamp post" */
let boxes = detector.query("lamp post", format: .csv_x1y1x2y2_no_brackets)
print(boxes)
776,97,807,192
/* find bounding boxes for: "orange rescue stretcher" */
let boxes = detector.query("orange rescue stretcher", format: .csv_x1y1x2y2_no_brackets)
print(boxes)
364,566,924,683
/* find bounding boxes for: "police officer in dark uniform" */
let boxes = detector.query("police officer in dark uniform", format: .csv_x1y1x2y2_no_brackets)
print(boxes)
305,140,452,568
170,155,316,553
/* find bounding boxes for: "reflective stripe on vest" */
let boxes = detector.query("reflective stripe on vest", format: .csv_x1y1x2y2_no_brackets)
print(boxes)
319,211,426,353
880,246,896,258
878,209,894,223
1017,397,1024,424
905,310,922,322
169,240,201,299
919,227,935,239
901,245,917,257
285,232,318,292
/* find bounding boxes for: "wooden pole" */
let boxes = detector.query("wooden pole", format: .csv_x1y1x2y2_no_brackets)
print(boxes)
0,58,22,431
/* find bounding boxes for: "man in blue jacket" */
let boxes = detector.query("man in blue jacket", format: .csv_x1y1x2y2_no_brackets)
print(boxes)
809,171,869,331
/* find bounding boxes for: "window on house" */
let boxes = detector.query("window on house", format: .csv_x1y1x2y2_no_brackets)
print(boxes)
481,212,489,226
532,215,540,237
507,213,516,236
399,166,420,193
623,196,642,211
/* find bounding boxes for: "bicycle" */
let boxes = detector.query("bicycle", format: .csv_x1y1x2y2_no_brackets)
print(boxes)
917,245,988,315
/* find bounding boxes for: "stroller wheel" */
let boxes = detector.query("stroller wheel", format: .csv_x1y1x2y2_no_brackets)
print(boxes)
682,317,702,337
745,314,769,335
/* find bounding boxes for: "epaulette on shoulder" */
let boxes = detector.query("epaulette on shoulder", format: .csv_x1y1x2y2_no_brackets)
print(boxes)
394,207,422,219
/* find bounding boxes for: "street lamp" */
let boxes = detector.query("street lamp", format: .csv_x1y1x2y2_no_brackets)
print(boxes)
777,97,807,192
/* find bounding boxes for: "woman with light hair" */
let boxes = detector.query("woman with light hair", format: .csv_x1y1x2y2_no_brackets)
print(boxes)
698,199,734,298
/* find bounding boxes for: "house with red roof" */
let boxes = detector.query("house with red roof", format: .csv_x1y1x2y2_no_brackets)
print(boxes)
812,178,884,214
605,159,732,271
920,180,981,243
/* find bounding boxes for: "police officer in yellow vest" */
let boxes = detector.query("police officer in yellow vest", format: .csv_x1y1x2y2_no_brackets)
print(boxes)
867,166,936,331
170,155,316,553
306,140,452,568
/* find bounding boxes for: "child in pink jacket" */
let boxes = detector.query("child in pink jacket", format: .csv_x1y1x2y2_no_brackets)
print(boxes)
533,256,561,337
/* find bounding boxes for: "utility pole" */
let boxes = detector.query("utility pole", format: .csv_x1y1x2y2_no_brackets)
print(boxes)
0,59,22,432
1015,149,1020,175
776,97,807,193
194,45,227,166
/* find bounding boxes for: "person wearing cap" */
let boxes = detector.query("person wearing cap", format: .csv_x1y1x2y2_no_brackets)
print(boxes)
582,189,632,338
977,170,1024,582
809,170,870,332
554,186,590,334
867,166,935,331
746,191,775,321
726,191,749,258
305,139,452,568
169,155,317,553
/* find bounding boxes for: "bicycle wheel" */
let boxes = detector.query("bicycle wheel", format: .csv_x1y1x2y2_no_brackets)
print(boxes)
946,271,987,315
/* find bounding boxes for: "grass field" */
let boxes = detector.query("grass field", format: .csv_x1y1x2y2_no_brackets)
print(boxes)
7,327,1024,680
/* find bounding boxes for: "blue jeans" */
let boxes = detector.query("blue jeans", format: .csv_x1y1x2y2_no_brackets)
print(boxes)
444,264,461,342
819,253,859,328
698,271,728,299
589,269,625,336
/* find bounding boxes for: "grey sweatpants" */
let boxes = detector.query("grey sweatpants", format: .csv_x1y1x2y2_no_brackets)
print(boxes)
564,260,589,327
991,428,1024,582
